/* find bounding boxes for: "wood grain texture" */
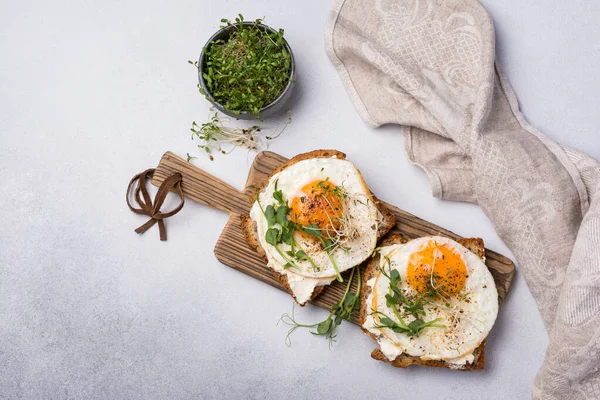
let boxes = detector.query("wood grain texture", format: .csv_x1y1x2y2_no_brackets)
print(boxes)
152,151,515,323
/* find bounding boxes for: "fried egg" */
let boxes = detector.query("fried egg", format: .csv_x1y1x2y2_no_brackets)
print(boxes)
249,156,380,305
363,236,498,368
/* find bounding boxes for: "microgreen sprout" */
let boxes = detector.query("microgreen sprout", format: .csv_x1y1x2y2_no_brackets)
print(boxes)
188,109,291,161
186,153,197,162
370,253,445,337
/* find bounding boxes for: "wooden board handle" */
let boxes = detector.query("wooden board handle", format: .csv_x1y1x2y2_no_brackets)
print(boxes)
151,152,249,215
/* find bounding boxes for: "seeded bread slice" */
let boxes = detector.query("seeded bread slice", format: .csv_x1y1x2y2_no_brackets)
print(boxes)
241,149,396,306
359,234,489,370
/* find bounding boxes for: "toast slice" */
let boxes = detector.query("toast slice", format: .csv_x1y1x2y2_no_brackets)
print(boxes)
241,150,396,305
359,234,489,370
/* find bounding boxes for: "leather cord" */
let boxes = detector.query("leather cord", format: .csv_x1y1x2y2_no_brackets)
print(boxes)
126,169,184,241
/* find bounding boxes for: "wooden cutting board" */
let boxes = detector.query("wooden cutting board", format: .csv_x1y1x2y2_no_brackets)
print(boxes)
152,151,515,322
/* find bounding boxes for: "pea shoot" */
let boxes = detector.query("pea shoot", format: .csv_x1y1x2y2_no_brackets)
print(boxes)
278,265,362,348
256,177,366,346
370,254,445,337
257,180,319,271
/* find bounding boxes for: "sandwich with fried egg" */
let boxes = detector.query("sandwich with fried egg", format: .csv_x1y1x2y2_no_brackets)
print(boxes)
359,234,499,370
241,150,396,306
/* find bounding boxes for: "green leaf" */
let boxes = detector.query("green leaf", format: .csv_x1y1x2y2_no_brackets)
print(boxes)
379,316,396,327
186,153,196,162
273,189,284,205
333,314,343,327
390,269,401,284
408,319,425,332
331,303,342,314
304,224,322,238
391,326,410,334
391,286,405,300
295,250,307,260
406,302,425,316
343,293,356,309
313,318,332,335
265,227,281,246
276,205,289,225
385,293,397,308
264,205,276,226
281,227,293,245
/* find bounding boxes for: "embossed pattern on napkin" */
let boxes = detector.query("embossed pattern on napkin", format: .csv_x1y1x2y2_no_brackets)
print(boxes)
326,0,600,398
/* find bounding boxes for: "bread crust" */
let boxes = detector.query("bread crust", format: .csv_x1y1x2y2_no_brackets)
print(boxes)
359,234,489,370
241,150,396,305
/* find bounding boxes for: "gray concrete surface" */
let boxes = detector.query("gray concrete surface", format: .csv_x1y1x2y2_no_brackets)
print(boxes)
1,1,599,399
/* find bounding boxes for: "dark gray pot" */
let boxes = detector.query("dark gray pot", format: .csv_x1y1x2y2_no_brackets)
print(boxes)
198,22,296,120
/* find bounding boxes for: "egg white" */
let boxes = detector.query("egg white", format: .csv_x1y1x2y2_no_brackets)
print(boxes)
363,236,498,367
249,156,379,305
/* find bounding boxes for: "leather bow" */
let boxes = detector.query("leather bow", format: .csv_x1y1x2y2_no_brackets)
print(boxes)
126,169,184,241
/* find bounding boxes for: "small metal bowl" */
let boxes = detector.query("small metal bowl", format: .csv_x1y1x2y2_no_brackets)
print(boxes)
198,22,296,120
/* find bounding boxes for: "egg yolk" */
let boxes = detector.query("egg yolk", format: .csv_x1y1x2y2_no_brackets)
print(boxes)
290,180,343,236
407,242,466,295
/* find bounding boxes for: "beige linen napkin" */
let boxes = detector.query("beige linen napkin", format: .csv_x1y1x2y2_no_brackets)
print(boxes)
326,0,600,398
